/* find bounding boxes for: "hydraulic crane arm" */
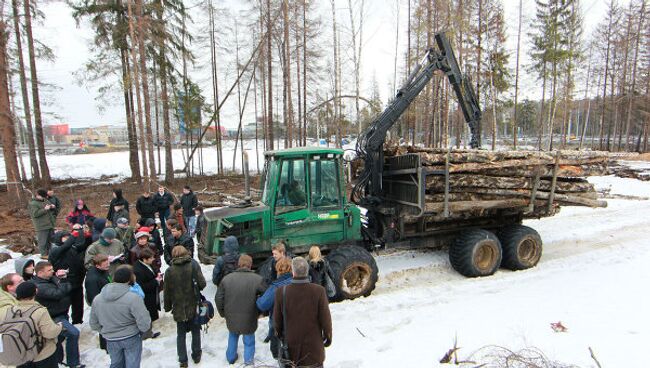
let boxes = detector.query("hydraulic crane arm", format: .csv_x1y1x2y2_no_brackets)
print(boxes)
352,32,481,204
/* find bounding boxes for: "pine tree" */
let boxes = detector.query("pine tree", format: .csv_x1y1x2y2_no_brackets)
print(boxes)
23,0,50,183
11,0,39,183
1,16,26,207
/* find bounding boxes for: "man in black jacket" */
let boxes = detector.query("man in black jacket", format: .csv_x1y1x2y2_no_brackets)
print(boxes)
154,186,174,224
84,254,111,351
107,188,129,226
32,261,85,368
136,190,157,222
166,223,194,265
85,254,111,305
47,188,61,218
180,185,198,232
49,227,88,324
147,218,171,265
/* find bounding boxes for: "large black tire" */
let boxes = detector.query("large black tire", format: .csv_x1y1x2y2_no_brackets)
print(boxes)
449,229,502,277
497,225,543,270
327,245,379,302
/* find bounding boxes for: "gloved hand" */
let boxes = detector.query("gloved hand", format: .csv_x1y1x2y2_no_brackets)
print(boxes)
323,337,332,347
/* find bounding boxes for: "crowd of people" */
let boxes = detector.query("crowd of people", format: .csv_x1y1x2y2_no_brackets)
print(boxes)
1,185,335,368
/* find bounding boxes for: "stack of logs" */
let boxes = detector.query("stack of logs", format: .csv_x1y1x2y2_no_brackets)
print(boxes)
385,147,609,219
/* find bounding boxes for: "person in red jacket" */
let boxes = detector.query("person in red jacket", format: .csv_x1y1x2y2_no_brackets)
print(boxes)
66,199,94,228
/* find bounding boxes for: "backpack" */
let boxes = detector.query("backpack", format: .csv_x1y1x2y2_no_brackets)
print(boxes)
193,294,215,327
214,255,239,286
0,305,44,366
190,262,214,329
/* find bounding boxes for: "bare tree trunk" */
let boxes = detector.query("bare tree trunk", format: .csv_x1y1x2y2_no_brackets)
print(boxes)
336,27,343,147
537,63,547,151
599,12,614,151
348,0,363,136
425,0,432,146
639,78,650,152
579,48,594,150
476,0,483,108
233,21,242,172
209,0,223,175
253,56,260,172
152,61,161,174
489,60,497,150
8,76,28,182
625,0,645,151
11,0,40,183
283,0,294,147
23,0,50,184
331,0,340,147
120,46,141,181
513,0,522,149
392,0,399,99
606,48,618,151
136,0,155,181
302,0,307,145
156,31,174,182
547,27,559,151
266,0,274,150
406,0,412,143
294,3,303,146
561,61,573,149
258,0,268,151
1,19,26,207
127,0,149,184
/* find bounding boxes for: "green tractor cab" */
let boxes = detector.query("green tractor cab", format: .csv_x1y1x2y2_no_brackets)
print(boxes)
198,147,378,301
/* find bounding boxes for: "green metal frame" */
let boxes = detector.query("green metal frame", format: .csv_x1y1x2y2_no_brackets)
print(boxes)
204,147,362,259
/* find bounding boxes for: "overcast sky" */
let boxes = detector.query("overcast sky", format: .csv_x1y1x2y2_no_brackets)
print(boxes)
30,0,626,128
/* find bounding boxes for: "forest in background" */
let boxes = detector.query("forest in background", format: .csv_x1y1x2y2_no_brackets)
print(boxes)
0,0,648,209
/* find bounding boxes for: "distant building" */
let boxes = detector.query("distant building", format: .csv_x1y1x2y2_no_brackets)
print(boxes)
58,124,129,145
44,124,70,143
107,126,129,143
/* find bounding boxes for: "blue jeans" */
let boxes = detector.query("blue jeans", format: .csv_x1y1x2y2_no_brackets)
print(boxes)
54,316,80,366
106,334,143,368
226,332,255,364
185,216,197,236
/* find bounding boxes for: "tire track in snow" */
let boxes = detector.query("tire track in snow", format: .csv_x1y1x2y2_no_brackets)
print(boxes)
369,199,650,297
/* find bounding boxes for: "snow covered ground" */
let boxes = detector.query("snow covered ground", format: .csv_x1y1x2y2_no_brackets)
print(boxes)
0,140,273,182
1,171,649,367
0,139,359,181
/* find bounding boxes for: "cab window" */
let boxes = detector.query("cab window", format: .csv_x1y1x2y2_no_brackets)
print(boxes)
275,159,307,214
310,158,341,208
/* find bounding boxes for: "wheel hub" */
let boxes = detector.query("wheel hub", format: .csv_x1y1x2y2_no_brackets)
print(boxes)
340,262,372,296
474,241,497,272
518,238,540,265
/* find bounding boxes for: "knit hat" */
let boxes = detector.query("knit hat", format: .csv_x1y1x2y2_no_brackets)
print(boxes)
101,228,117,240
36,189,48,198
116,217,129,226
135,231,150,239
146,218,156,227
16,281,37,300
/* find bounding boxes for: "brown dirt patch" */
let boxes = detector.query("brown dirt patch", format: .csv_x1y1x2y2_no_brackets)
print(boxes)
0,174,260,254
